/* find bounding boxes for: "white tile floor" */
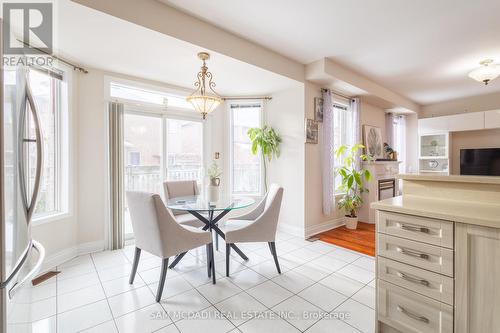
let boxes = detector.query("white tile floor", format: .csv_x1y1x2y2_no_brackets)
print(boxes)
29,232,375,333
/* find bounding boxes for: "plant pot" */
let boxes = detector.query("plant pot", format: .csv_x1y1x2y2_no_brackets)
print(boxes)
207,184,219,202
345,216,358,230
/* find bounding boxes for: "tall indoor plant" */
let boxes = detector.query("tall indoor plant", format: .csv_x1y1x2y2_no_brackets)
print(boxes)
335,144,373,229
247,125,282,192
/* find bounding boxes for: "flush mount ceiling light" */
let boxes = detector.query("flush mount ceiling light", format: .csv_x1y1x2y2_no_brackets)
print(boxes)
186,52,223,119
468,59,500,85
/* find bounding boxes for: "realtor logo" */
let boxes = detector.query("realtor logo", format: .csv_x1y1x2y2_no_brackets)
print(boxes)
3,2,53,55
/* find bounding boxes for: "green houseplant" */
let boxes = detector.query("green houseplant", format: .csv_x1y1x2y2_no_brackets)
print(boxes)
335,144,373,229
247,125,282,192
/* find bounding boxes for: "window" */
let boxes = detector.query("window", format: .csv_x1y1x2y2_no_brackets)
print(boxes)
166,119,203,182
128,151,141,166
332,101,356,191
392,115,406,174
110,82,192,109
28,68,69,220
230,103,262,195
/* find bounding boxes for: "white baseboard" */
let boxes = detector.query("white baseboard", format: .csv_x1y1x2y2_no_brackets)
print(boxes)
305,217,345,238
41,240,105,273
78,240,105,256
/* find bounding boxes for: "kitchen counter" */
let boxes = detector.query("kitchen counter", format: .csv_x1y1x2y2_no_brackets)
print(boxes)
398,173,500,185
372,195,500,228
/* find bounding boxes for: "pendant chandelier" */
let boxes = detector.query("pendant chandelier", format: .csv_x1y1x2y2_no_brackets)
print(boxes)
186,52,223,119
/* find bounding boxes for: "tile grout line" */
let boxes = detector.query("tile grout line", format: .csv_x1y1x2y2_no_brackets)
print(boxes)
89,252,120,333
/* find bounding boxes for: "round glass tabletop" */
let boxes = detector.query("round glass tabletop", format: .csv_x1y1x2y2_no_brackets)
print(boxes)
166,195,255,212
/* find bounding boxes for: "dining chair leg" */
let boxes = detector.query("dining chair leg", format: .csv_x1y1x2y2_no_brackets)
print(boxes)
156,258,169,302
225,243,231,277
129,247,141,284
209,242,216,284
215,232,219,251
268,242,281,274
206,244,211,278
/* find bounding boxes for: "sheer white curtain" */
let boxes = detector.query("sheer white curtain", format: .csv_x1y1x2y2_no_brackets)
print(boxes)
393,115,407,173
322,89,335,216
350,98,362,169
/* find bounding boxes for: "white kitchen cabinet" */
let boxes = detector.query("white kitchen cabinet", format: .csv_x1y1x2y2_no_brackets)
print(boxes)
418,116,450,133
455,223,500,333
446,112,484,132
484,109,500,129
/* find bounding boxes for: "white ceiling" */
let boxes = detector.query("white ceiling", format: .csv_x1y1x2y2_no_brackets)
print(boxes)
161,0,500,105
55,0,298,96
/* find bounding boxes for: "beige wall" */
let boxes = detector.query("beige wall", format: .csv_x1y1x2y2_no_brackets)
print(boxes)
421,91,500,118
77,69,108,247
451,128,500,175
360,101,387,143
266,83,306,235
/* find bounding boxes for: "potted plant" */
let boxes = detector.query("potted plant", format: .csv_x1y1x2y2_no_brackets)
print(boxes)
335,144,373,229
207,161,222,202
247,125,282,192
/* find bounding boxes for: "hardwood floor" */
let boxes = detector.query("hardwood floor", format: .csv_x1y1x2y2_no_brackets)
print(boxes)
317,222,375,256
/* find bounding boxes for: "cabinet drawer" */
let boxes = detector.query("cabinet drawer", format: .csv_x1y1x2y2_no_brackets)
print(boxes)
378,234,454,277
378,257,453,305
377,211,454,249
378,280,453,333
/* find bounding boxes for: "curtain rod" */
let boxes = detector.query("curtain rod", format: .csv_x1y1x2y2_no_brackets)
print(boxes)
16,39,88,74
321,88,354,101
222,97,272,101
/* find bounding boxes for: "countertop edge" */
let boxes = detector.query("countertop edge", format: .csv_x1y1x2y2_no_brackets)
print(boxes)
371,196,500,229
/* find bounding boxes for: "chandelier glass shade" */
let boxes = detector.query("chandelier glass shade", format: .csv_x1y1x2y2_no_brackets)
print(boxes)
186,52,222,119
468,59,500,85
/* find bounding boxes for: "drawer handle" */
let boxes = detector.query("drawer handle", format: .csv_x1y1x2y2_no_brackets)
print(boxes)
397,271,430,287
399,223,430,234
397,305,430,324
396,247,430,260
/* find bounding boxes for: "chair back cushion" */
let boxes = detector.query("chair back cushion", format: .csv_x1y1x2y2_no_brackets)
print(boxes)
126,191,211,258
262,184,284,236
126,191,165,256
163,180,199,215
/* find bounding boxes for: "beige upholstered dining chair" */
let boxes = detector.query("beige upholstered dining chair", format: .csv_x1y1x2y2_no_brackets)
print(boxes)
126,191,215,302
163,180,205,228
221,184,284,277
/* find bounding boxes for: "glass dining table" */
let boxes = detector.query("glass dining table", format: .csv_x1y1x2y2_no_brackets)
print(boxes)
165,195,255,269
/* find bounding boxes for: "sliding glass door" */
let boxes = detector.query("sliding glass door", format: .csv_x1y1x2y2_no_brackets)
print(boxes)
123,112,163,237
123,111,204,239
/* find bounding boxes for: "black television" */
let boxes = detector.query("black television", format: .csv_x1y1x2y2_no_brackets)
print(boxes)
460,148,500,176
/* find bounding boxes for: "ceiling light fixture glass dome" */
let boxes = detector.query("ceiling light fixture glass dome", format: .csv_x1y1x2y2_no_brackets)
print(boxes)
468,59,500,85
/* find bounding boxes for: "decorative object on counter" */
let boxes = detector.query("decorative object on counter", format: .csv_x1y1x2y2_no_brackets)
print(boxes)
335,144,373,230
207,160,222,202
363,125,384,160
314,97,324,122
248,125,282,191
305,118,319,144
428,159,439,169
383,142,398,161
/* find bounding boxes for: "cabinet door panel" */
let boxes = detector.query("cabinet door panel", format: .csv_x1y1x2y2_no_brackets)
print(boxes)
484,110,500,129
447,112,484,132
455,223,500,333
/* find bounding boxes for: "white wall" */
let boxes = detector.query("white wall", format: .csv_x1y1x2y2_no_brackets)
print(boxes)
266,84,306,236
76,69,108,248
